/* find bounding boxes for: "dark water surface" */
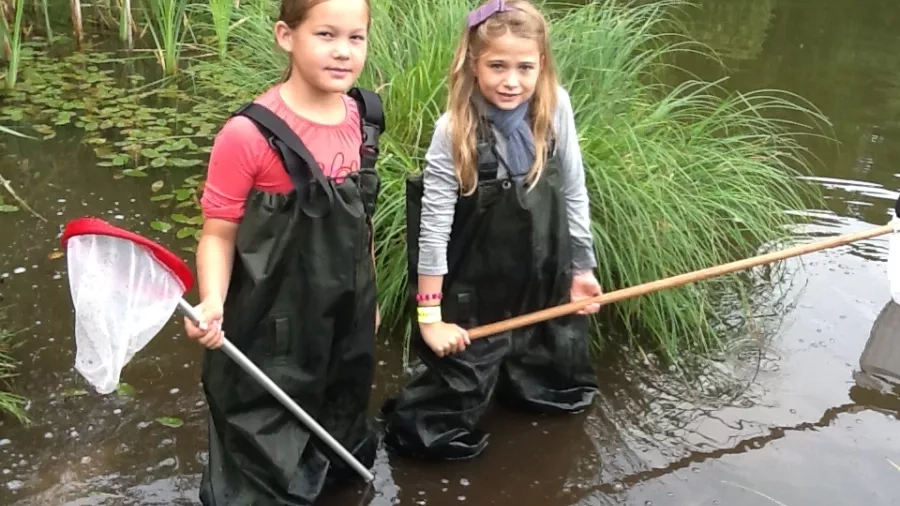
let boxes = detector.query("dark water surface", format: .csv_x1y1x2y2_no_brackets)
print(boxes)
2,0,900,504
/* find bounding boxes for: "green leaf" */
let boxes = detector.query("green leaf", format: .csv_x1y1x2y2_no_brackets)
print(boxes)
170,158,204,168
174,189,193,201
151,221,173,233
116,383,136,397
151,180,165,192
151,157,168,168
177,227,197,239
0,205,19,213
171,213,192,224
122,169,148,177
155,416,184,428
151,194,175,202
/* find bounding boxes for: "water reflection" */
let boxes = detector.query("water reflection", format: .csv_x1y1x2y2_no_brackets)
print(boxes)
681,0,900,223
683,0,777,62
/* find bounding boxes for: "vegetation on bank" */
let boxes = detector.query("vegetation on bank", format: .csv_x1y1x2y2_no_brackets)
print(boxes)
0,0,829,365
0,311,27,421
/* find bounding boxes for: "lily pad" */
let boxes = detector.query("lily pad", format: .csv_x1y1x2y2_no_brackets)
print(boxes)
176,227,197,239
151,221,173,233
155,416,184,428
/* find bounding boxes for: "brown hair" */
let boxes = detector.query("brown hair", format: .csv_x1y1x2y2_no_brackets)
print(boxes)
278,0,372,81
447,0,558,195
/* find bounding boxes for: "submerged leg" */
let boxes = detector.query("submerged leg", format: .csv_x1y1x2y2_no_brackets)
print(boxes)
381,333,510,460
497,314,599,414
319,299,379,488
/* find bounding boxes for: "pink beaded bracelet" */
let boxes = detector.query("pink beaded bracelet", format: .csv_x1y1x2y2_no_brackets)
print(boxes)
416,292,443,303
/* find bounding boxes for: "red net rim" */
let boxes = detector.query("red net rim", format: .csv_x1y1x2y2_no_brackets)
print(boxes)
60,217,195,292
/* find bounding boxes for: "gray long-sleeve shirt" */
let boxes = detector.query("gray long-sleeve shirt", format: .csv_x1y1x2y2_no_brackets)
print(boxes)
417,85,598,276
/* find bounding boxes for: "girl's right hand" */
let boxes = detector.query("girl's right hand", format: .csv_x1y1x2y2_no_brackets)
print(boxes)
184,298,225,349
420,322,470,357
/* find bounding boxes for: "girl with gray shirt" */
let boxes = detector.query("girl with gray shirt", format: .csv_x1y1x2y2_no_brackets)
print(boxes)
381,0,602,461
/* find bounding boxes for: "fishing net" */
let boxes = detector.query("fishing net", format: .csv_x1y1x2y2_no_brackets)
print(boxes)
888,215,900,305
61,217,194,394
58,217,374,481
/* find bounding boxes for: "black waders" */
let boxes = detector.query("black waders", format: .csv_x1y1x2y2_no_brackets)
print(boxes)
199,89,384,505
382,122,599,461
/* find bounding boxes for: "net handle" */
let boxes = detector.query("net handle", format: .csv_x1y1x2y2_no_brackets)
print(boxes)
177,300,375,483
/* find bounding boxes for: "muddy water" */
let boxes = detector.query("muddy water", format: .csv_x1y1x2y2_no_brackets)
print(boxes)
2,0,900,504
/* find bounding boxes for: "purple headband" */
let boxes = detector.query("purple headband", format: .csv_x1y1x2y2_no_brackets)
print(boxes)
467,0,511,29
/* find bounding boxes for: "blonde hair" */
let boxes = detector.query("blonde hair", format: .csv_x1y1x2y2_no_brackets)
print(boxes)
447,0,558,195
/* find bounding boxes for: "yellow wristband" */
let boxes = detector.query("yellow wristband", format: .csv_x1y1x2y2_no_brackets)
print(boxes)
416,305,442,324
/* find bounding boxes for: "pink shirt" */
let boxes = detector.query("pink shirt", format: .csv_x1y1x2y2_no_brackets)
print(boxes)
201,84,362,222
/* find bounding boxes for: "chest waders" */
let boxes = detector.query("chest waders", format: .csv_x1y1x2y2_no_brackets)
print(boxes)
198,88,384,505
381,122,600,461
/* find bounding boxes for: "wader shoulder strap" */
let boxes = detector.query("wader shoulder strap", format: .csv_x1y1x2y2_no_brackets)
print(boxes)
475,120,499,180
347,88,384,220
347,87,384,171
232,102,334,217
476,120,558,181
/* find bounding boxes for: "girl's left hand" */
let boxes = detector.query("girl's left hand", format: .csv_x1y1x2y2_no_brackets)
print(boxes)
570,270,603,315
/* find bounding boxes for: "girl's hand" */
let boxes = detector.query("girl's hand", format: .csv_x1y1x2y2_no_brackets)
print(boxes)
420,321,470,357
184,298,225,349
571,270,603,315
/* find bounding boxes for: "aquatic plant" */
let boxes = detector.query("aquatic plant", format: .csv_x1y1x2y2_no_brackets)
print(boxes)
205,0,235,59
141,0,192,75
1,0,25,89
0,311,27,422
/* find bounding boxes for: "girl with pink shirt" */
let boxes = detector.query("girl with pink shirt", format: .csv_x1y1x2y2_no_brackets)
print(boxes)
182,0,385,504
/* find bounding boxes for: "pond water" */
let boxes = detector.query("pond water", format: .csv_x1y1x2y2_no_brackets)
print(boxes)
2,0,900,504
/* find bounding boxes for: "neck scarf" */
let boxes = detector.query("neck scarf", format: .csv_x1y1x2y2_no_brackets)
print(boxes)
478,93,535,177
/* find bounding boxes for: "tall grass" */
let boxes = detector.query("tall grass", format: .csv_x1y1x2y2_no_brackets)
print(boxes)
206,0,234,58
0,313,26,423
120,0,133,48
142,0,191,75
187,0,828,361
40,0,53,43
3,0,25,88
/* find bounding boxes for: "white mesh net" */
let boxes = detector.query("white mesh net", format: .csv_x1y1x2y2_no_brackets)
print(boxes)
66,234,186,394
889,216,900,306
